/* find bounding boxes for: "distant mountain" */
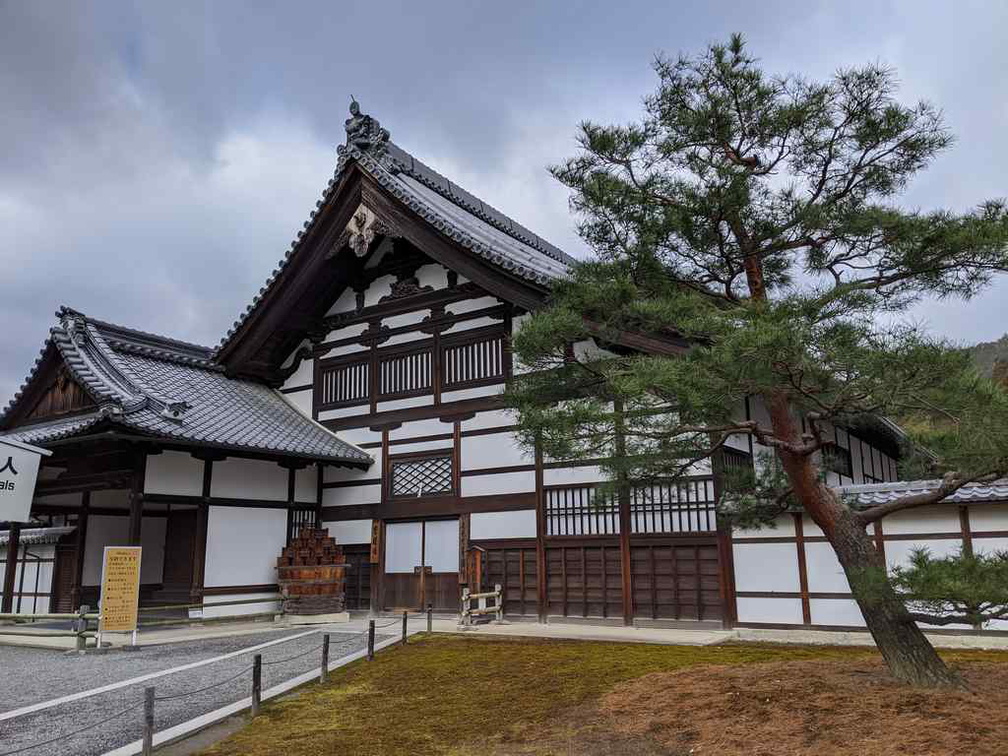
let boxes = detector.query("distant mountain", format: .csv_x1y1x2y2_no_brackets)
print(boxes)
968,333,1008,376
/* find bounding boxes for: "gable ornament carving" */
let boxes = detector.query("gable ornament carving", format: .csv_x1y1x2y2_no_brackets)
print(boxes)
338,204,396,258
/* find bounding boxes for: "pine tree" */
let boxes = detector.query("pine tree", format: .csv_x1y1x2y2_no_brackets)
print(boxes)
507,34,1008,686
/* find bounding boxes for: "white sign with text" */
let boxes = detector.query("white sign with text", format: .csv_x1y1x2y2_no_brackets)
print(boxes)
0,438,51,523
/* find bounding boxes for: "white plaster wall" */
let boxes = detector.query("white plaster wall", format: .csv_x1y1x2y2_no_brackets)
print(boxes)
542,465,607,487
204,506,287,587
461,470,535,497
335,427,381,448
280,354,313,388
732,542,800,593
460,408,516,432
967,503,1006,532
284,389,312,417
804,541,850,593
446,295,499,315
294,467,317,502
376,395,434,413
461,432,532,471
440,384,504,404
883,507,960,535
321,484,382,508
390,440,454,456
201,592,281,619
390,418,450,441
82,515,166,586
736,596,803,624
810,598,865,627
323,518,373,545
324,465,378,485
0,543,56,614
364,274,396,307
470,510,537,540
144,451,205,497
884,538,963,571
326,288,357,316
210,458,288,501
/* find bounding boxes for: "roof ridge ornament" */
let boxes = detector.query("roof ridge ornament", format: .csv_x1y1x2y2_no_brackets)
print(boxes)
341,97,390,156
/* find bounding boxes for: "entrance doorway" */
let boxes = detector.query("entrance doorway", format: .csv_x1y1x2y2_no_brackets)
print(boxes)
383,519,459,611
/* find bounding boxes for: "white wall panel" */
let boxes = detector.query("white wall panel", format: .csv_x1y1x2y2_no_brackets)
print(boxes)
334,427,381,448
965,503,1007,532
446,295,499,315
322,484,382,508
542,465,607,487
280,355,313,388
882,507,960,535
391,418,451,441
210,458,288,501
204,506,286,587
364,275,396,306
460,408,515,432
732,542,800,592
324,519,373,545
202,592,280,619
810,598,865,627
415,263,449,290
382,311,427,330
461,471,535,497
736,596,804,624
885,538,963,571
732,516,796,540
390,441,454,456
284,389,312,417
295,467,317,502
970,536,1008,556
376,395,434,412
144,451,205,497
804,542,851,593
440,384,504,403
461,433,531,471
325,288,357,316
470,510,537,540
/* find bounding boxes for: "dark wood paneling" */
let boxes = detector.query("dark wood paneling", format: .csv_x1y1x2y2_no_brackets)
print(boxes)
160,509,197,603
343,545,372,611
482,545,538,616
545,540,623,619
629,538,722,621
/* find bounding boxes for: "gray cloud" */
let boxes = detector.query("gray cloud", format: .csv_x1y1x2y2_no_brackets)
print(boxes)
2,1,1006,399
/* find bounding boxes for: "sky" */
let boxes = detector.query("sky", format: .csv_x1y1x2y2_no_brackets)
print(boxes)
1,0,1007,400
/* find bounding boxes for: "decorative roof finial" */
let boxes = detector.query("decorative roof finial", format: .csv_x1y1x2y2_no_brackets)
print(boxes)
343,97,390,154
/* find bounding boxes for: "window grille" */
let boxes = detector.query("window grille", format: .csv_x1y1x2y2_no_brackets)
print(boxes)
318,357,369,408
378,348,432,399
390,455,453,498
441,331,506,389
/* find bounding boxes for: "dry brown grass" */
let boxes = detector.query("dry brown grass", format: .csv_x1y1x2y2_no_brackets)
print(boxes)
598,657,1008,756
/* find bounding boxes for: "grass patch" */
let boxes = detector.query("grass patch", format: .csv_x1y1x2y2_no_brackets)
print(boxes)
201,635,1007,756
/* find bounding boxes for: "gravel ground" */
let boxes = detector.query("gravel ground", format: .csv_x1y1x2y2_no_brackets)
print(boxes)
0,629,378,756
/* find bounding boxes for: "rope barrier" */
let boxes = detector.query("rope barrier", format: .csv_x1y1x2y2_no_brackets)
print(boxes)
0,700,144,755
260,642,324,667
153,664,254,702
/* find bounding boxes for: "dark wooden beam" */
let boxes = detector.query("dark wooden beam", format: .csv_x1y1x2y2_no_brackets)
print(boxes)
127,455,147,546
71,492,90,610
190,459,212,603
2,524,22,613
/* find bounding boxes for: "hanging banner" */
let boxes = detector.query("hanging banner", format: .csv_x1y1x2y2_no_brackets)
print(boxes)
0,438,51,523
98,546,142,634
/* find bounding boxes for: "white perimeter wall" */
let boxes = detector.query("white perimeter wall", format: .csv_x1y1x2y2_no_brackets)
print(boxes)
733,502,1008,631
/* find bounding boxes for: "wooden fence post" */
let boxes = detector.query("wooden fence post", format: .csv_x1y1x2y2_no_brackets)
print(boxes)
427,603,432,633
142,686,155,756
251,654,262,716
320,633,330,683
401,610,408,645
367,620,375,660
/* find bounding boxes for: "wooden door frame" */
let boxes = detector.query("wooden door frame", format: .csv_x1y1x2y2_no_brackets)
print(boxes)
381,516,460,611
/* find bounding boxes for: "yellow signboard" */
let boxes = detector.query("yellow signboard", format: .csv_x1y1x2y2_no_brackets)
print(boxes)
98,546,142,634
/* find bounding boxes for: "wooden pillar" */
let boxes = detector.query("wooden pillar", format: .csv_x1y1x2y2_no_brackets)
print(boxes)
71,492,90,610
2,523,22,613
534,438,547,622
127,453,147,547
711,448,737,628
315,463,324,529
190,459,212,603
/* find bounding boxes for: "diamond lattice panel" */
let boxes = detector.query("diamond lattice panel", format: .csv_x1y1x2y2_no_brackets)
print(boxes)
391,456,453,497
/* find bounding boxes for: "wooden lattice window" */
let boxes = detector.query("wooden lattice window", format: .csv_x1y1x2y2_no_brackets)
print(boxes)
317,356,370,409
545,485,619,536
389,454,454,498
441,328,507,390
378,346,432,399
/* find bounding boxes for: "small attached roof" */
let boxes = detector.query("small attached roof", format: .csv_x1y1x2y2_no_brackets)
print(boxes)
837,479,1008,506
216,100,575,360
0,526,75,547
0,309,372,467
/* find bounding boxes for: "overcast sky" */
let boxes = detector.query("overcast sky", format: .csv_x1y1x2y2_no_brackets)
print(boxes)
2,1,1006,400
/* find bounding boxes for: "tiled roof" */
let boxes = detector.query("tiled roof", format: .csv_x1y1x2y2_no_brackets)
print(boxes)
0,526,76,547
217,101,575,353
0,310,372,467
837,479,1008,506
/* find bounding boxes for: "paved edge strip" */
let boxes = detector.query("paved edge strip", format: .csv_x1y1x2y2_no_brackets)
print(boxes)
0,628,322,723
101,632,410,756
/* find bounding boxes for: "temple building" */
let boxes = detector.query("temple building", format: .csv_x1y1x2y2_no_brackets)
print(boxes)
2,103,1004,632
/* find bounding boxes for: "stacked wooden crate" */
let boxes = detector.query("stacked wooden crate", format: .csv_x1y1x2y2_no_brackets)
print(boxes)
276,527,347,615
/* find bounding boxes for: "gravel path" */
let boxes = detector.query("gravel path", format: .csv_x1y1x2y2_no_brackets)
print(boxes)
0,629,376,755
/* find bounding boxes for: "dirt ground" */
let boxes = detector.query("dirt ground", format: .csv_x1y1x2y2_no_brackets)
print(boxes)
594,658,1008,756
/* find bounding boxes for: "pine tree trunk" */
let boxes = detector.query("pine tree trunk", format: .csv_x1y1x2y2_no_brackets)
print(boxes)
763,393,959,687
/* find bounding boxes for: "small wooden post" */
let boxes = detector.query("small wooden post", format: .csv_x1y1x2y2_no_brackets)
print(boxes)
251,654,262,716
367,619,375,660
401,610,408,645
142,686,155,756
426,603,433,633
75,606,88,650
320,633,330,683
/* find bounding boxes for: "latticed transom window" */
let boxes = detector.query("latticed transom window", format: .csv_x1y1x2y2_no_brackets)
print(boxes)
390,455,453,497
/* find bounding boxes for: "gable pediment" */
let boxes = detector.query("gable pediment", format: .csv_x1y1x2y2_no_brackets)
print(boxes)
4,348,96,430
